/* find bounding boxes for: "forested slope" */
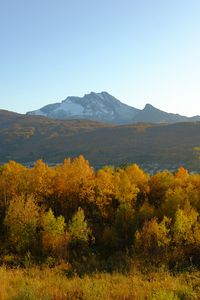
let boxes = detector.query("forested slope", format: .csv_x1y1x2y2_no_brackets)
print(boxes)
0,110,200,169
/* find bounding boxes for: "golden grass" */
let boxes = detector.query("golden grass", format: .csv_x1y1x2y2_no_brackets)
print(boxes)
0,267,199,300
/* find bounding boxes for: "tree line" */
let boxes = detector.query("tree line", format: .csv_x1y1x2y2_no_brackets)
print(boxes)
0,156,199,271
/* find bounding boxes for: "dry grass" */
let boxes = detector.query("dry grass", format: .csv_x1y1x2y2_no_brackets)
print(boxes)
0,267,199,300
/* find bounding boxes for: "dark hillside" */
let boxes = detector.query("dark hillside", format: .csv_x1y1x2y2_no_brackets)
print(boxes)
0,110,199,169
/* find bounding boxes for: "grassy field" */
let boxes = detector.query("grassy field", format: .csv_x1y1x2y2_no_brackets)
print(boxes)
0,267,199,300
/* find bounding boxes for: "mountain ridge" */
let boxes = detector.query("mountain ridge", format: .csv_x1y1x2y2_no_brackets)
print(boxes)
27,92,200,124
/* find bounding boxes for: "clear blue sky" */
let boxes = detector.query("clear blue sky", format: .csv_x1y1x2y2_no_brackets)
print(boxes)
0,0,200,116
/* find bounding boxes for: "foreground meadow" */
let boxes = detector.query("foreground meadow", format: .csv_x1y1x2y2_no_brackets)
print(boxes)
0,267,199,300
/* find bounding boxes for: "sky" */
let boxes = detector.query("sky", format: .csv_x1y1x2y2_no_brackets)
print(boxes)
0,0,200,116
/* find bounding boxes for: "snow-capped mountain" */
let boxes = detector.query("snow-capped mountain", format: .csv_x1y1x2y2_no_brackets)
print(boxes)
27,92,200,124
27,92,139,124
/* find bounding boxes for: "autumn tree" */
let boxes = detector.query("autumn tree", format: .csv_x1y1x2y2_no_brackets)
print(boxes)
186,173,200,213
175,167,189,186
148,171,174,208
135,216,171,262
4,195,39,255
95,166,116,220
68,207,93,260
102,203,136,253
41,209,68,259
0,161,28,208
114,169,139,206
161,186,188,218
28,159,55,202
125,164,149,207
171,202,200,265
52,156,95,219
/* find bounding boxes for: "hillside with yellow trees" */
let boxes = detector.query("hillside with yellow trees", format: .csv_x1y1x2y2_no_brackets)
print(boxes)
0,156,199,268
0,156,200,299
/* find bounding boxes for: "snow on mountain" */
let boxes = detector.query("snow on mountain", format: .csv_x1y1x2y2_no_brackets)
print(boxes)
27,92,139,124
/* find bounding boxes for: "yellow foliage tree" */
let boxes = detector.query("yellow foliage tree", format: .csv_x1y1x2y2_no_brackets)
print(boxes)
135,216,171,260
0,161,28,207
4,195,39,254
53,156,95,218
28,159,55,201
114,169,139,206
95,166,116,219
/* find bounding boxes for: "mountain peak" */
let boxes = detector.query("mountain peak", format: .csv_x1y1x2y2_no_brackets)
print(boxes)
144,103,155,110
27,91,139,124
86,91,112,100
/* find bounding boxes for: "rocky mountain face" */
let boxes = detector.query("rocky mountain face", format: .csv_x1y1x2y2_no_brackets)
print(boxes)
27,92,200,124
27,92,139,124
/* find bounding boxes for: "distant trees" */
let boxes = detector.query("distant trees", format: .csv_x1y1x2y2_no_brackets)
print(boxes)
194,146,200,161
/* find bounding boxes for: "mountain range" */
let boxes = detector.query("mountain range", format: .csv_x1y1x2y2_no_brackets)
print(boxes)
27,91,200,124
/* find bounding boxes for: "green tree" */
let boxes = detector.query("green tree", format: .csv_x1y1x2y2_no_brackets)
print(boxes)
69,207,91,242
42,209,67,259
114,203,136,248
68,207,92,260
101,203,136,253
